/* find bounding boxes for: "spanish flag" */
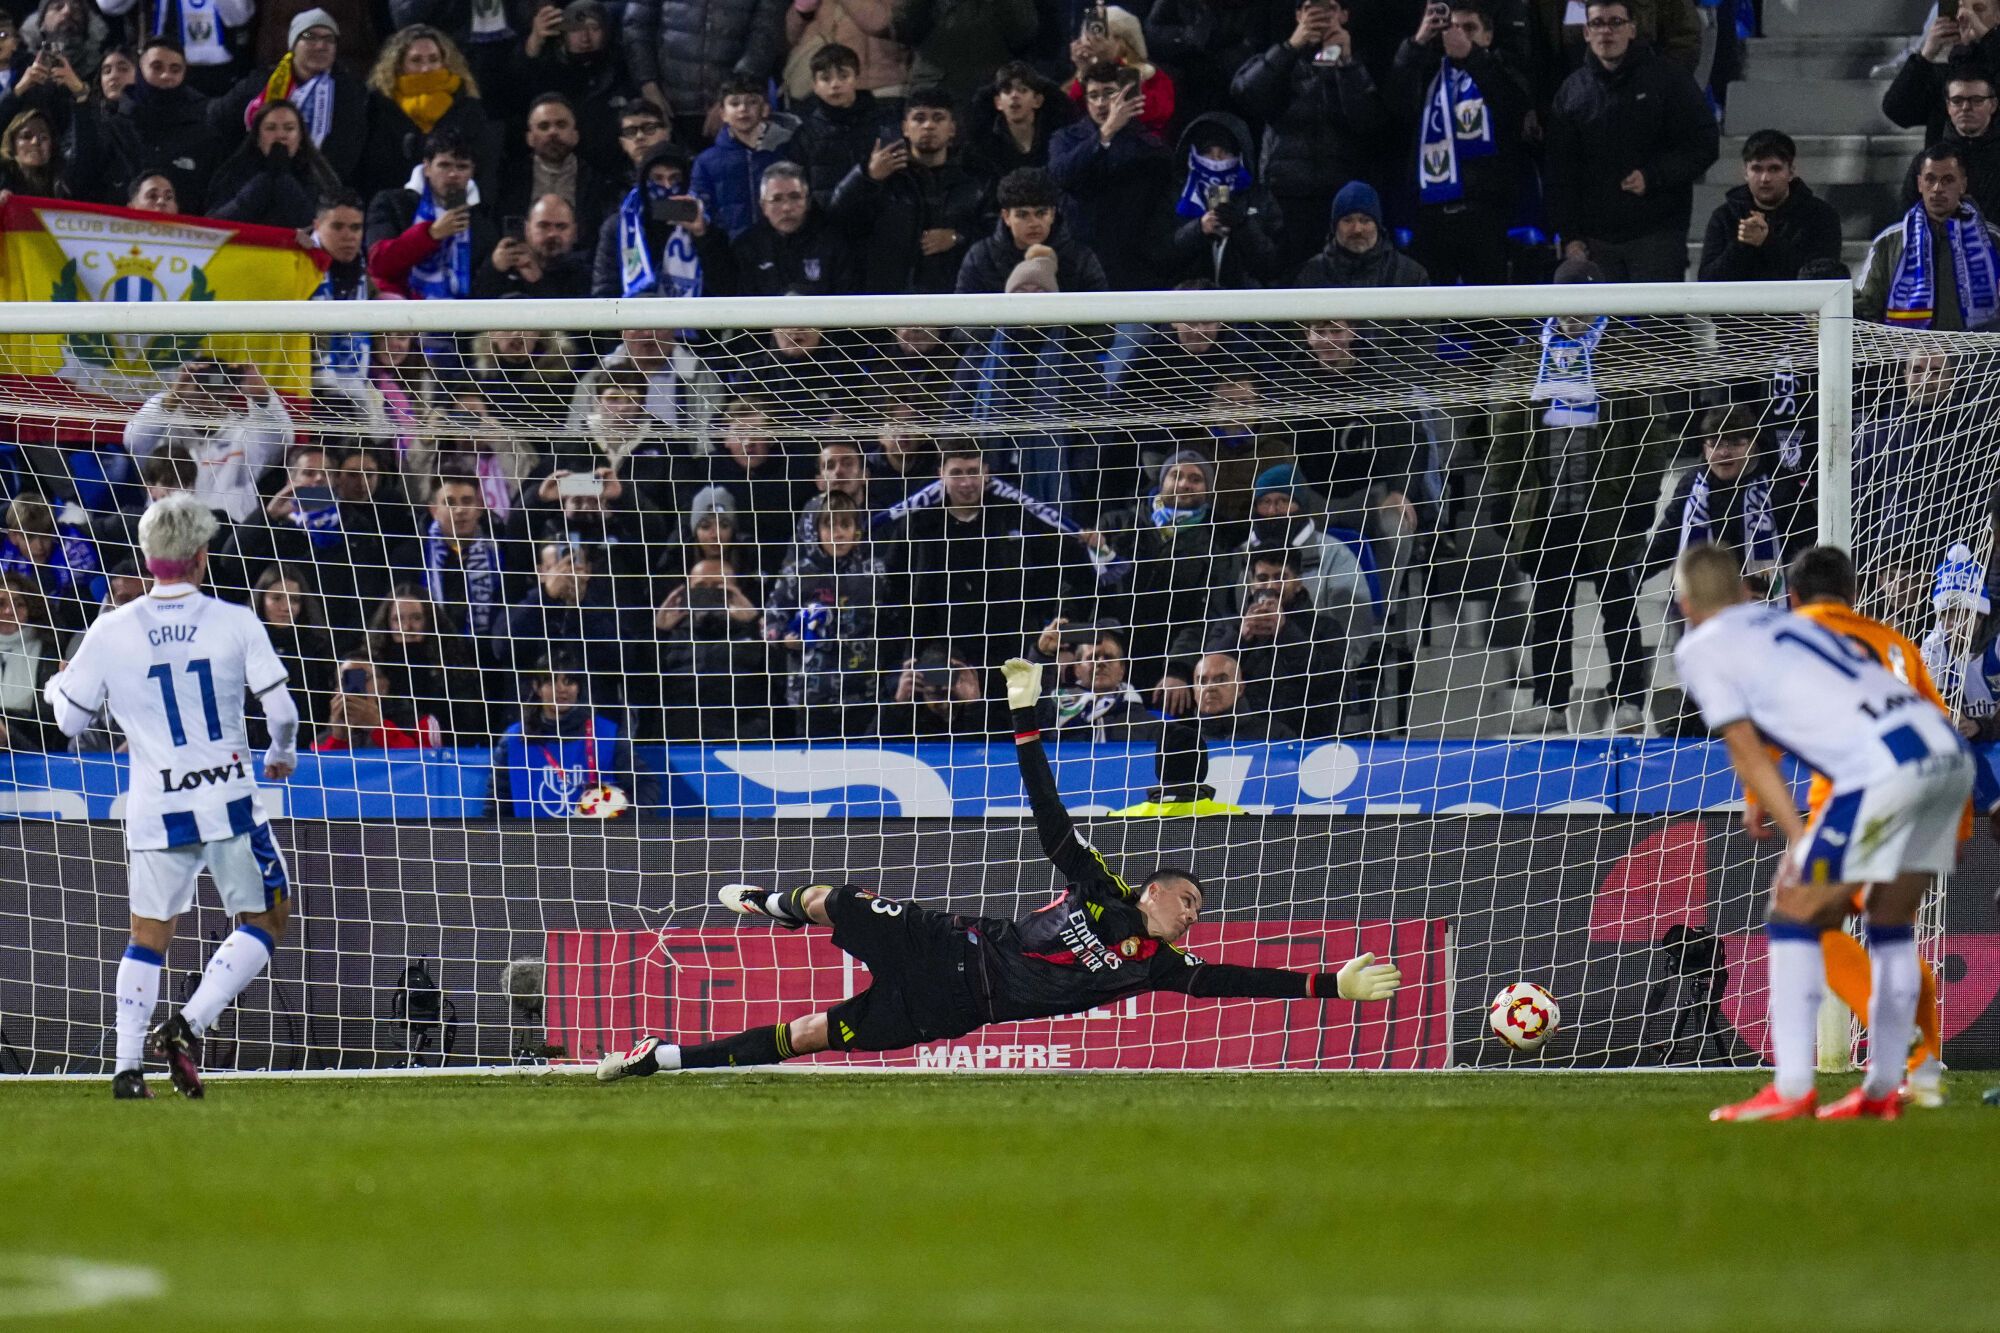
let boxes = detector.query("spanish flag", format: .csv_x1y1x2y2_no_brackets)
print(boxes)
0,194,325,396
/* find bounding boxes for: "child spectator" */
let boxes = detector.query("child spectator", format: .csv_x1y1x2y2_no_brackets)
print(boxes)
782,5,910,107
365,128,499,301
964,60,1073,178
956,164,1106,291
690,75,799,239
783,41,886,211
764,492,889,737
494,649,639,816
1047,61,1172,290
1644,405,1781,594
0,489,100,634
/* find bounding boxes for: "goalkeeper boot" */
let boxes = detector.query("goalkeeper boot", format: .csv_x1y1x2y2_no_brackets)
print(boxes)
1709,1083,1817,1122
111,1070,154,1100
1816,1086,1902,1121
596,1035,665,1082
719,883,808,930
1900,1057,1947,1109
146,1013,204,1100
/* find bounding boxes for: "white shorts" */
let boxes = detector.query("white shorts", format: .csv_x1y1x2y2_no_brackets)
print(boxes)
1793,754,1975,886
129,826,291,922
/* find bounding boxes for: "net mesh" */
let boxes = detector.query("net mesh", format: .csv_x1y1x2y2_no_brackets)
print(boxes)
0,292,1988,1075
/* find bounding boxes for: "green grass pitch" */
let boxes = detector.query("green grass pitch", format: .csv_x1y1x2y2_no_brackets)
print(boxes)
4,1072,1998,1329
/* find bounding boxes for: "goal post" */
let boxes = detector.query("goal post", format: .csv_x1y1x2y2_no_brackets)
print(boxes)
6,277,1992,1079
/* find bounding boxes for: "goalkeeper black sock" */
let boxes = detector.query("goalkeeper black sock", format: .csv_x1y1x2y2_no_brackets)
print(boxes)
679,1023,794,1069
762,886,814,927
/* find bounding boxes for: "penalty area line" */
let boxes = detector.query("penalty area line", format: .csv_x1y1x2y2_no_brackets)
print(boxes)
0,1256,164,1319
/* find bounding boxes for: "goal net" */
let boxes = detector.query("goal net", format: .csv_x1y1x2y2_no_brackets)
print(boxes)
0,283,1989,1076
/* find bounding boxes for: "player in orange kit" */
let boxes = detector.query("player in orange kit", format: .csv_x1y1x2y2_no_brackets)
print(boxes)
1782,546,1957,1106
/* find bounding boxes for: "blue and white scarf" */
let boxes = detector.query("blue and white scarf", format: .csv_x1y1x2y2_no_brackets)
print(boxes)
617,184,703,299
406,164,476,302
312,266,371,387
1175,149,1253,220
1885,202,2000,329
293,72,335,147
872,474,1129,587
423,520,503,638
155,0,231,65
288,498,345,549
1531,316,1607,429
1150,497,1208,527
1678,469,1778,572
1418,58,1496,206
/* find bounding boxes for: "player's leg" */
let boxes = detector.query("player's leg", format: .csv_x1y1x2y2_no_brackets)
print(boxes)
1852,871,1928,1106
597,1011,833,1079
719,881,836,930
1820,911,1945,1102
116,848,205,1100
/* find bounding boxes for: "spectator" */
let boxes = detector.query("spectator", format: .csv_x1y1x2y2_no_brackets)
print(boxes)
1883,8,2000,141
763,492,889,736
1392,1,1530,287
883,642,994,737
964,60,1072,178
126,169,182,211
391,472,516,642
671,392,812,568
1165,111,1280,287
0,573,58,752
1853,349,1988,595
312,655,445,751
497,540,621,686
493,650,640,816
495,92,616,240
331,441,414,548
864,393,936,505
955,164,1106,291
1063,5,1172,135
458,330,580,428
794,437,872,546
360,25,499,197
1143,0,1284,127
829,86,990,292
529,366,674,515
1189,649,1292,741
624,0,789,145
1295,179,1428,287
0,30,98,146
524,478,656,621
723,161,852,295
204,98,344,225
594,141,727,297
783,41,889,210
367,327,441,453
239,440,392,638
366,128,498,300
688,75,798,239
0,105,106,202
568,327,720,438
1232,1,1392,275
94,445,252,601
473,192,592,297
784,4,909,106
366,582,489,741
104,38,223,206
1697,129,1844,284
94,0,240,96
0,489,99,633
1545,0,1718,283
1859,142,2000,330
1223,544,1362,729
95,46,137,106
1900,70,2000,219
510,1,630,180
304,191,380,406
1047,60,1172,290
217,9,368,184
896,0,1037,103
1090,450,1222,712
651,554,772,740
124,360,294,523
1029,621,1151,742
1529,0,1700,95
249,563,338,745
1644,404,1781,592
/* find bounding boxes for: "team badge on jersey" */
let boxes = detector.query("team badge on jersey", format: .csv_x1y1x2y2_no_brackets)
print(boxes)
1119,936,1142,958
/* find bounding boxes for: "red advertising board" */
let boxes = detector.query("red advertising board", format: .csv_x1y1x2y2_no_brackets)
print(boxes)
547,918,1451,1070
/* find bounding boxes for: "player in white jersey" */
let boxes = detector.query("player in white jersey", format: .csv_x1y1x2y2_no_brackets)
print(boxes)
43,493,301,1100
1673,544,1973,1122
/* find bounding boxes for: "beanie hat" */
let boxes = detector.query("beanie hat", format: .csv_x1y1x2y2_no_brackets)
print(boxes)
1934,541,1992,613
1005,243,1060,294
1553,256,1605,285
1330,180,1383,228
1253,463,1300,501
1158,449,1215,489
287,8,340,47
563,0,608,28
689,486,738,522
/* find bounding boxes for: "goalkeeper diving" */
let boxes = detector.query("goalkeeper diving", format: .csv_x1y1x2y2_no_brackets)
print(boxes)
598,659,1401,1076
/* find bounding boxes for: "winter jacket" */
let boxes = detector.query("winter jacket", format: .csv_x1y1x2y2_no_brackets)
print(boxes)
1390,34,1531,216
1144,0,1285,119
1529,0,1701,105
104,83,227,205
691,115,802,239
961,75,1078,178
955,215,1107,292
1882,36,2000,141
829,153,993,292
358,88,503,199
623,0,790,117
1696,181,1843,283
784,92,889,212
589,200,735,297
1544,42,1719,244
212,63,370,183
493,153,619,249
782,0,911,100
726,211,854,295
1045,118,1175,291
364,185,502,298
895,0,1038,102
203,147,341,228
1164,110,1280,288
1093,507,1221,690
505,42,634,179
1294,234,1429,289
764,543,891,707
1856,205,2000,330
1228,42,1392,202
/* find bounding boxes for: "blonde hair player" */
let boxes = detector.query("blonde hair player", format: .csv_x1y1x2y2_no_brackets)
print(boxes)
1673,543,1973,1122
44,493,301,1100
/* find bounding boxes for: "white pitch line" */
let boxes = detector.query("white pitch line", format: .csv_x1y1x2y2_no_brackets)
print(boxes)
0,1256,164,1318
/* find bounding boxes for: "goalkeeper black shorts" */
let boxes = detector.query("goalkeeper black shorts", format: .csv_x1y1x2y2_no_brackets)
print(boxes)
823,885,982,1053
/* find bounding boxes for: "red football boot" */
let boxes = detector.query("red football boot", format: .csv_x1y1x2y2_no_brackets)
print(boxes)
1710,1083,1818,1122
1816,1087,1902,1121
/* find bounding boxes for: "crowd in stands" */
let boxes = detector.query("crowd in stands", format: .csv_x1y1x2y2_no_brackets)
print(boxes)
0,0,1993,779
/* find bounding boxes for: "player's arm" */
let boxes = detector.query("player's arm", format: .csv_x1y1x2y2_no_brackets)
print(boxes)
42,623,108,738
1154,951,1403,1002
244,613,299,779
1000,657,1136,901
1719,720,1804,843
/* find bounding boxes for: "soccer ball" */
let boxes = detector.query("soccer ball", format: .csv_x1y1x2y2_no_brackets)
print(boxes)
575,783,629,819
1489,982,1560,1053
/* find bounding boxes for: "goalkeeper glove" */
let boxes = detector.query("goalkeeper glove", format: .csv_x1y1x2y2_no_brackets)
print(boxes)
1332,953,1401,1002
1000,657,1042,712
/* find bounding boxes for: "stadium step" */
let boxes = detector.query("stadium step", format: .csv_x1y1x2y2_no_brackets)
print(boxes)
1724,78,1904,137
1708,133,1923,187
1761,0,1929,40
1743,36,1912,81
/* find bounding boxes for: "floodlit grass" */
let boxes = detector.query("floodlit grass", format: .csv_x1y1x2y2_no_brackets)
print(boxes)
3,1072,1997,1329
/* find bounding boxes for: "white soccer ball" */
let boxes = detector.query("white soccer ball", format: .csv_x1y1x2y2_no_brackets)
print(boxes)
575,783,629,819
1489,982,1560,1053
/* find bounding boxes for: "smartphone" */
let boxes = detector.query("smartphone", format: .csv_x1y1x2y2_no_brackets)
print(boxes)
1058,622,1099,649
556,472,606,498
1428,1,1450,18
503,214,525,241
191,361,232,394
1314,40,1344,66
649,197,701,225
294,484,336,511
1082,2,1108,41
340,667,369,695
438,185,469,211
1941,0,1961,18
